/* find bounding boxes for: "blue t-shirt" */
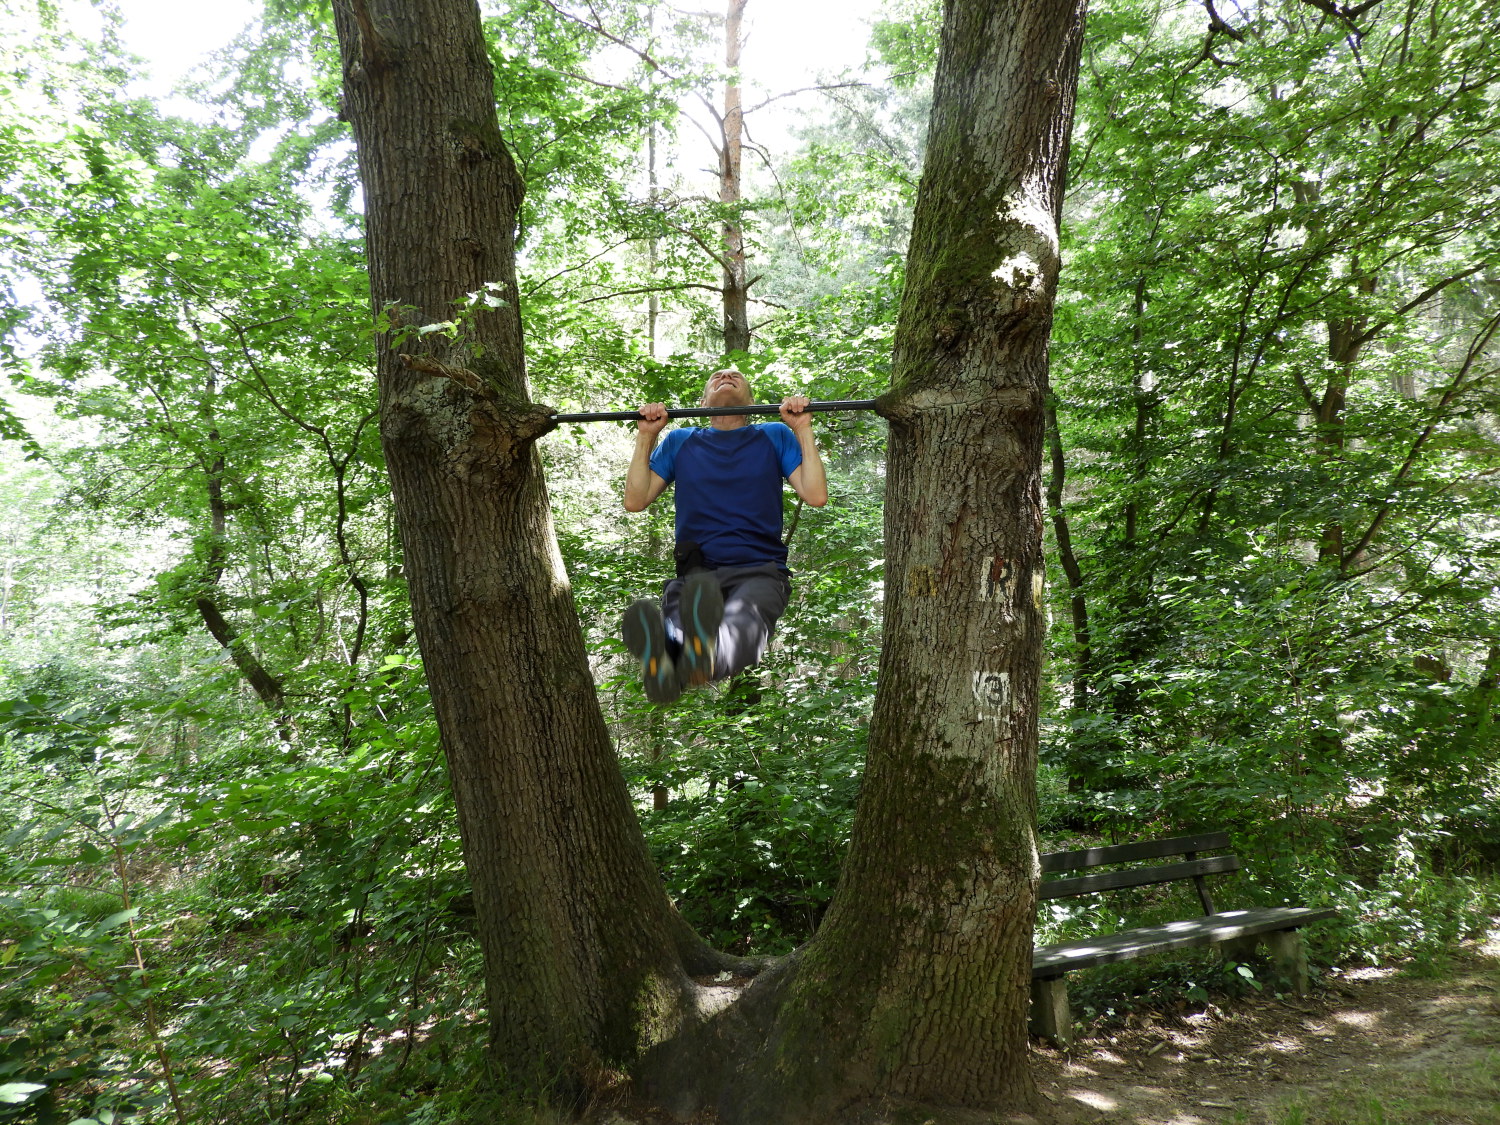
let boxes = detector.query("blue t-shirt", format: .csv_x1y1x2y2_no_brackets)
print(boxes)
649,422,803,570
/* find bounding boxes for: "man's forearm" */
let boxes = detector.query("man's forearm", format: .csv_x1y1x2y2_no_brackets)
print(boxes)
623,431,659,511
795,428,829,507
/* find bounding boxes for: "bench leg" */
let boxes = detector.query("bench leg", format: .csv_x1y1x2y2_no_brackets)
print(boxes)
1218,934,1260,965
1264,929,1309,996
1031,977,1072,1048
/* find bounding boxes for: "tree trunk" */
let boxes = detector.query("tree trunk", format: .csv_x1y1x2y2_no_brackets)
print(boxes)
719,0,751,355
1318,267,1377,568
646,6,661,358
1045,402,1090,699
676,1,1088,1119
1045,400,1093,791
1122,262,1158,548
330,0,730,1101
648,121,661,357
194,367,293,737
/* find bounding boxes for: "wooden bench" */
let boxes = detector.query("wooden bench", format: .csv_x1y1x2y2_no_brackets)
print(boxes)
1030,831,1336,1047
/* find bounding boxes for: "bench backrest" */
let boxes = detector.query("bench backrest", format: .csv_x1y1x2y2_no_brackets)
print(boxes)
1039,831,1237,914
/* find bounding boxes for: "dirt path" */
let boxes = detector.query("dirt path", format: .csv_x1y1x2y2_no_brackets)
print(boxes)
1031,935,1500,1124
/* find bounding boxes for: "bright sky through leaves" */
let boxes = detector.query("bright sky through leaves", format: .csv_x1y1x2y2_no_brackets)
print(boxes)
114,0,258,99
112,0,885,105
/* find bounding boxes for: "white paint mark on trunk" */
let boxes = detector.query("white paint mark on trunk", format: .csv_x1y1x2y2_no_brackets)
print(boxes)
979,555,1015,602
972,669,1012,726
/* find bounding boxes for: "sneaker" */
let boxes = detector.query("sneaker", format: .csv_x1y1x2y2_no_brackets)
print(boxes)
676,571,723,687
622,599,681,704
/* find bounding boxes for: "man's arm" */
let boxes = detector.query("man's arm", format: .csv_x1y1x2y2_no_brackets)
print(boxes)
623,403,671,512
781,395,829,507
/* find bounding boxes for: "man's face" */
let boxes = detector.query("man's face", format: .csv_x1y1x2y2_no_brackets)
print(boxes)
702,369,753,407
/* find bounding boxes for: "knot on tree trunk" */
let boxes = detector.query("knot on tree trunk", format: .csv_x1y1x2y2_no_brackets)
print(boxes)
505,400,560,443
344,0,398,78
390,353,557,459
982,191,1062,322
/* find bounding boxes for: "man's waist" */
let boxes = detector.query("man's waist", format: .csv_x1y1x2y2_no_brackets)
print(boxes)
675,535,787,576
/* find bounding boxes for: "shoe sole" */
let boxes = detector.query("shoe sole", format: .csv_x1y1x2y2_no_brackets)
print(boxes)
622,600,680,703
678,573,723,687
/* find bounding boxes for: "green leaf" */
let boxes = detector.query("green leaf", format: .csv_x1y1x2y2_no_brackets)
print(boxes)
90,908,140,935
0,1083,47,1104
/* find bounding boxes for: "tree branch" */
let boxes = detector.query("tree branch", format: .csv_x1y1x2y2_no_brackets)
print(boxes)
576,281,725,305
1350,263,1488,350
817,89,921,188
1294,0,1383,32
742,81,872,116
546,67,629,92
680,104,725,160
660,215,734,272
523,236,639,297
1338,573,1463,643
1341,309,1500,567
533,0,683,81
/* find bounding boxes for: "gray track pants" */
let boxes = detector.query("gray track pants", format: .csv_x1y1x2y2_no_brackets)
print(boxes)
661,564,792,682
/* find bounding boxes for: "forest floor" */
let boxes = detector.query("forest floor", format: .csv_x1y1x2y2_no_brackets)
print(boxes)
1029,932,1500,1124
602,934,1499,1125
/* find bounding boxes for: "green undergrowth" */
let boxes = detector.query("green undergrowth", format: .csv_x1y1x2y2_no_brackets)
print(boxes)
0,679,495,1125
6,673,1495,1123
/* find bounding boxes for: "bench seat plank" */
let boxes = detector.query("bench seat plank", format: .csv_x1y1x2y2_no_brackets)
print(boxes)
1032,906,1338,978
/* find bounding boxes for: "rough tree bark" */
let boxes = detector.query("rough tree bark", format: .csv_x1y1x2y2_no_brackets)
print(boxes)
329,0,736,1102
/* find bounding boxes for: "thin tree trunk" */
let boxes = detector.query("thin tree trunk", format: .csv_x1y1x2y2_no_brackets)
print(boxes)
193,594,287,714
1122,269,1154,546
194,368,293,736
1045,404,1089,700
1104,271,1159,778
1318,263,1376,568
1345,309,1500,567
1457,643,1500,756
648,123,661,357
1045,400,1093,793
719,0,750,354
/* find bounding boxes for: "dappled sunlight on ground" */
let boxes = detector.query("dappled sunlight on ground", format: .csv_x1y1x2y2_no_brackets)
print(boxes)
1064,1088,1119,1111
1029,938,1500,1124
1061,1062,1103,1077
1341,965,1397,982
1263,1035,1307,1054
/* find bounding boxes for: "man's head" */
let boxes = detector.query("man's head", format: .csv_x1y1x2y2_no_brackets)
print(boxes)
701,368,754,408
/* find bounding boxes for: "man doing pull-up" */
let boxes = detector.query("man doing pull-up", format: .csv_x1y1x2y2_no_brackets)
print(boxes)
621,368,828,703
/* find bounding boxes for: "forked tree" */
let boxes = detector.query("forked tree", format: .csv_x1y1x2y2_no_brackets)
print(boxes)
330,0,1084,1119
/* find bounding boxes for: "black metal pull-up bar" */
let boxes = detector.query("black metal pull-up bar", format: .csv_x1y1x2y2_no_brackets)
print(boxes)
550,399,881,424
